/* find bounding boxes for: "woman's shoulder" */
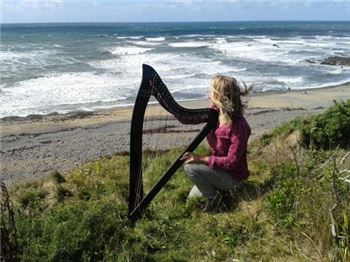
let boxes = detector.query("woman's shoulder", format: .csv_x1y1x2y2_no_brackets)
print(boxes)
231,116,251,133
215,116,250,133
232,115,249,125
215,123,231,137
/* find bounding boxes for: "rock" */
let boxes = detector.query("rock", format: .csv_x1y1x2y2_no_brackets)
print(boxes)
305,59,317,64
321,56,350,66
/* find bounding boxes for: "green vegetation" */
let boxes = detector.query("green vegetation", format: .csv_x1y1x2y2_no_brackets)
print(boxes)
302,100,350,149
269,100,350,150
1,100,349,261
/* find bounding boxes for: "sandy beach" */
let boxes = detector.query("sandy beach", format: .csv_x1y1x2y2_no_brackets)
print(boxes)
1,83,350,187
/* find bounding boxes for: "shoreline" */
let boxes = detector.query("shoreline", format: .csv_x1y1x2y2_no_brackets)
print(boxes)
1,82,350,187
2,80,350,125
1,82,350,137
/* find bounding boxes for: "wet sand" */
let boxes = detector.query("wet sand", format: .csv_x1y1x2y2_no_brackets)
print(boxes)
1,83,349,187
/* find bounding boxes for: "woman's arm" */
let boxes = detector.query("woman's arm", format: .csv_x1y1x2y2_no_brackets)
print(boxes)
206,129,217,148
181,152,210,164
206,105,219,148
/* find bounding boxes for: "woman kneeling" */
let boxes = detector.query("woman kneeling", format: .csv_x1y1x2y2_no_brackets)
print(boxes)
181,75,253,211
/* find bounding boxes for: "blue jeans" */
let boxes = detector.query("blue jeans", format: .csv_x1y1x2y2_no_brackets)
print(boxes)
184,163,239,200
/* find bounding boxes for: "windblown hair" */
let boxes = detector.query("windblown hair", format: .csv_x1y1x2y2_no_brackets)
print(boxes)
210,75,253,124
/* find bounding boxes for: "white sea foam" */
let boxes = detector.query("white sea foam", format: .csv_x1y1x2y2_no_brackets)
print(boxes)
214,37,227,44
145,37,166,42
326,68,345,75
107,46,152,55
0,49,55,62
0,83,5,95
314,35,341,41
239,75,306,91
168,42,209,48
254,38,277,44
0,72,132,117
0,49,59,73
129,40,162,46
292,78,350,90
209,37,332,65
270,37,303,45
90,51,242,81
210,40,295,64
304,41,337,48
88,50,247,103
230,67,247,72
2,32,349,117
274,76,305,85
116,36,143,40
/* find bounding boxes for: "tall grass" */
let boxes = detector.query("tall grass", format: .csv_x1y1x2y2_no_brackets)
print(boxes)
1,100,349,261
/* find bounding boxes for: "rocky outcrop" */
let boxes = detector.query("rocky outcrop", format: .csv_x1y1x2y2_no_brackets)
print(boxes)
320,56,350,66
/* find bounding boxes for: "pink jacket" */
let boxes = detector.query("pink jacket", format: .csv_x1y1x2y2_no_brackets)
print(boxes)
207,116,251,181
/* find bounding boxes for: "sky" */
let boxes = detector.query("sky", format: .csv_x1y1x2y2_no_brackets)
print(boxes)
1,0,350,23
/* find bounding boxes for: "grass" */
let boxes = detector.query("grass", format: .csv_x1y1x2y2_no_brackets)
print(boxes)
1,101,350,261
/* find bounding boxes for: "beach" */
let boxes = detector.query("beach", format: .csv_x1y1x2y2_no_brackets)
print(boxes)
1,83,349,187
1,22,350,187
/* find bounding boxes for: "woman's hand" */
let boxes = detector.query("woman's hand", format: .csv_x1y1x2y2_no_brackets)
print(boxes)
180,152,197,164
180,152,209,164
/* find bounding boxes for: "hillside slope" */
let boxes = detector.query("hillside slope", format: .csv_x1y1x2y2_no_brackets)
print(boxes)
1,101,349,261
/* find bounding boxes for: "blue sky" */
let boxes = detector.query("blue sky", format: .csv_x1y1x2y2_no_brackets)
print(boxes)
1,0,350,23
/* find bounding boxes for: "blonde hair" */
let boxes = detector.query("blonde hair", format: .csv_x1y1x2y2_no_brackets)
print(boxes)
210,75,253,124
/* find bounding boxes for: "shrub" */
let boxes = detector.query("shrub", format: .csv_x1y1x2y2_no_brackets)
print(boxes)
302,100,350,149
18,188,45,210
266,100,350,150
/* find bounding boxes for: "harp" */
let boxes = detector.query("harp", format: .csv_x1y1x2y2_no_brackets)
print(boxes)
128,64,218,222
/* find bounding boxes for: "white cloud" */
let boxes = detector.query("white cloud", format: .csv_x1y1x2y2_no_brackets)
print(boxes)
170,0,349,3
2,0,65,10
163,0,350,7
22,0,64,8
172,0,238,3
2,0,349,22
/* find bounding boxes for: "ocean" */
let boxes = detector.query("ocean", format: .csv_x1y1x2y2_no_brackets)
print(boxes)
1,21,350,118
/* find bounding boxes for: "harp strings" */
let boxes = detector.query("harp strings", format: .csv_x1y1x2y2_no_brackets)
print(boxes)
141,75,159,193
129,65,219,220
140,74,174,196
135,70,198,214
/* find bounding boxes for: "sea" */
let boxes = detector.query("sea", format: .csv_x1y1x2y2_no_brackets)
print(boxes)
1,21,350,118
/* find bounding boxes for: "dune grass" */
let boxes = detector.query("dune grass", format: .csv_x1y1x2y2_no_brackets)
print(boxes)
1,101,349,261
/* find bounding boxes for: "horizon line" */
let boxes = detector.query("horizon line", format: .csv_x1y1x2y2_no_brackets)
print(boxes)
2,19,350,25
